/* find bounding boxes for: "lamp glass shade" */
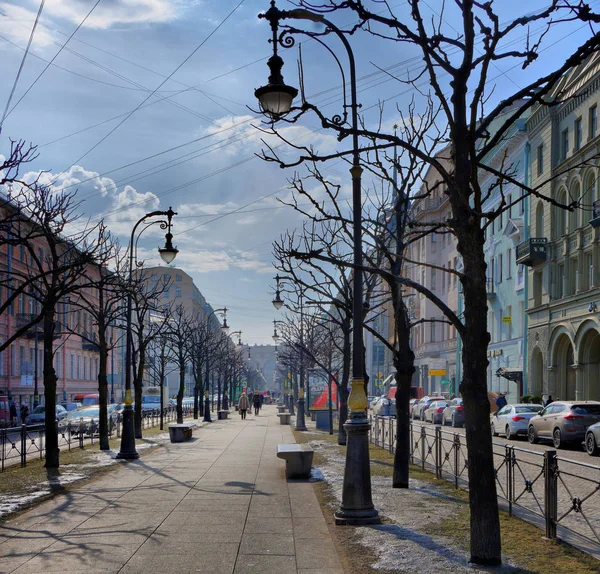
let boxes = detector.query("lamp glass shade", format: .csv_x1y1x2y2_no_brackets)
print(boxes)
272,297,284,310
257,88,295,116
221,324,230,335
159,247,178,264
272,334,281,344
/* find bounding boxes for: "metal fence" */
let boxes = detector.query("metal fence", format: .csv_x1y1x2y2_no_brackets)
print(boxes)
0,405,194,472
369,415,600,551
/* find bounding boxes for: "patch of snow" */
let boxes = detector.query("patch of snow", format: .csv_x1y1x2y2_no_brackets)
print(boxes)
310,467,326,482
0,491,49,518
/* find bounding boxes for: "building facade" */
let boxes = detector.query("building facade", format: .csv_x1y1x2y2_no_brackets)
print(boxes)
524,54,600,402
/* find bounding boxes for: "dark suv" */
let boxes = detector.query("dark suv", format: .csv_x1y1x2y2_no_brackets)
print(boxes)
527,401,600,449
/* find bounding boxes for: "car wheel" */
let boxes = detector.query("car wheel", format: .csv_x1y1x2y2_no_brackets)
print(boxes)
505,426,512,440
585,432,600,456
553,428,563,449
528,425,538,444
491,423,497,437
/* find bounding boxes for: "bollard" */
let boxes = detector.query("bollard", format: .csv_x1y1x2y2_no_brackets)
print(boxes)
79,419,85,449
410,421,414,465
544,449,558,540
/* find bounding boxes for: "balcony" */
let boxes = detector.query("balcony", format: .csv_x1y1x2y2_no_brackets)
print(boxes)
486,279,496,300
516,238,548,267
82,331,100,352
590,199,600,228
16,314,63,339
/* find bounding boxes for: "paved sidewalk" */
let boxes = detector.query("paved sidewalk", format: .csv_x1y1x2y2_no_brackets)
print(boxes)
0,406,344,574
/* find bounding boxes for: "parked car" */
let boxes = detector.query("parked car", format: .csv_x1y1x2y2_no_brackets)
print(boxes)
409,398,419,416
60,405,119,435
585,421,600,456
412,396,445,421
491,403,543,439
60,402,82,412
442,398,465,427
372,395,392,417
0,396,10,428
424,400,448,424
527,401,600,448
25,405,67,425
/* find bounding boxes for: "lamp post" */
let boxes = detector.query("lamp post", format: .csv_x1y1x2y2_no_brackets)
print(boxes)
228,331,243,405
117,207,178,460
256,2,378,525
295,288,307,431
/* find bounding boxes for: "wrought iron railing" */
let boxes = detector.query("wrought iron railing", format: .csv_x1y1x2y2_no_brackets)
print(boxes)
369,415,600,550
0,405,194,472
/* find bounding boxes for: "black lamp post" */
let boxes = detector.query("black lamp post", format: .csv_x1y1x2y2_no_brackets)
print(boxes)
256,1,378,525
117,207,178,460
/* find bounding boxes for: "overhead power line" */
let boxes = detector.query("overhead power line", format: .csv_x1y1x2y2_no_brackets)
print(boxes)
3,0,102,124
0,0,46,134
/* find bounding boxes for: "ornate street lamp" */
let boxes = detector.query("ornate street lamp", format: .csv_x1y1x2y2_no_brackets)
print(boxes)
272,320,283,344
117,207,178,460
272,275,285,310
256,2,378,525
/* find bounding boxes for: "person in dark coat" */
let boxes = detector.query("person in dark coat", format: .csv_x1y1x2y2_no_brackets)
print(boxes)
9,402,18,427
252,392,261,416
20,404,29,422
545,395,554,406
495,393,507,411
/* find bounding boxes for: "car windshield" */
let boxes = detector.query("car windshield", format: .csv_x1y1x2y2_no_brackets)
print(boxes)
516,406,542,414
32,406,45,414
572,405,600,415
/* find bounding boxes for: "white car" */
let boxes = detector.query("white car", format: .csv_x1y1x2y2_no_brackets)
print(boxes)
25,405,67,425
491,403,544,439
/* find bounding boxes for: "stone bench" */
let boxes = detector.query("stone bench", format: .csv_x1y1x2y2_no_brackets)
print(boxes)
277,405,288,413
277,443,314,479
277,413,291,425
217,410,229,420
168,423,194,443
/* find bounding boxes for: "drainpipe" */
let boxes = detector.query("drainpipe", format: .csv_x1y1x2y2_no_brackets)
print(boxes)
523,141,531,396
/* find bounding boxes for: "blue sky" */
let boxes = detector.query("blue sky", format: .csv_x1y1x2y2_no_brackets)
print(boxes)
0,0,594,344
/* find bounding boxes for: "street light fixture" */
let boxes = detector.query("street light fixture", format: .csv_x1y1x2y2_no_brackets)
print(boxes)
272,274,285,310
117,207,178,460
256,2,379,525
272,320,283,344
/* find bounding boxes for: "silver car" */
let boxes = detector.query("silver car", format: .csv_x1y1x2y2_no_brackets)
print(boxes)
585,421,600,456
412,396,445,421
60,405,119,435
528,401,600,449
424,401,448,424
491,404,543,439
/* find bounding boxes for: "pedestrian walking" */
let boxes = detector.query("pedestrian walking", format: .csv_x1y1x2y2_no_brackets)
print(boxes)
545,394,554,406
252,392,261,416
495,393,507,411
9,401,18,427
238,392,250,420
20,404,29,422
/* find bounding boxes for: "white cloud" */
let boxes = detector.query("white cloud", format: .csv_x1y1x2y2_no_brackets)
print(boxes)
178,201,239,216
0,3,55,49
44,0,182,29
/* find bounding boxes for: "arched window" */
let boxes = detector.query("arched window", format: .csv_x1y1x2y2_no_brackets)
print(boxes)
569,181,581,232
584,171,597,224
556,188,567,238
535,202,545,237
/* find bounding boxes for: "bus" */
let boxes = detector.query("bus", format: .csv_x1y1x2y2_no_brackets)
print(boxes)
142,386,169,411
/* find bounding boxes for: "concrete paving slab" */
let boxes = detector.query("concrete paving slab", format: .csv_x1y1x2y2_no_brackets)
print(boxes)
234,554,296,574
0,406,343,574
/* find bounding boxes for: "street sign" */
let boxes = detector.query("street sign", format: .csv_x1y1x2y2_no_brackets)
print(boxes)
429,369,447,376
502,316,512,323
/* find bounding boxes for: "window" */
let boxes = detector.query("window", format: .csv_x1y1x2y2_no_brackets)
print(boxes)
498,253,503,283
70,354,75,379
496,309,502,341
176,274,182,281
506,249,512,279
489,312,494,342
561,128,569,161
175,288,182,298
453,257,458,288
590,105,597,140
19,245,25,262
490,257,495,285
558,264,565,298
588,253,594,289
537,144,544,176
431,232,437,243
431,269,437,291
151,274,158,282
84,357,88,380
11,346,16,376
163,289,170,298
441,265,446,293
77,356,81,379
163,274,170,282
575,117,583,150
430,320,436,343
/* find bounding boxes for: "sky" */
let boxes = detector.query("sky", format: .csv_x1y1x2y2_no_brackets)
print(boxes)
0,0,595,344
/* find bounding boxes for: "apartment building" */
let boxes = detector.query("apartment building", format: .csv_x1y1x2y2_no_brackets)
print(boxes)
523,53,600,401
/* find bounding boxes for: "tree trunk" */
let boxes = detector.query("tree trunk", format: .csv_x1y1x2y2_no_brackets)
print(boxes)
193,379,199,420
391,278,416,488
177,354,185,424
452,131,502,563
43,307,59,469
98,343,110,451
